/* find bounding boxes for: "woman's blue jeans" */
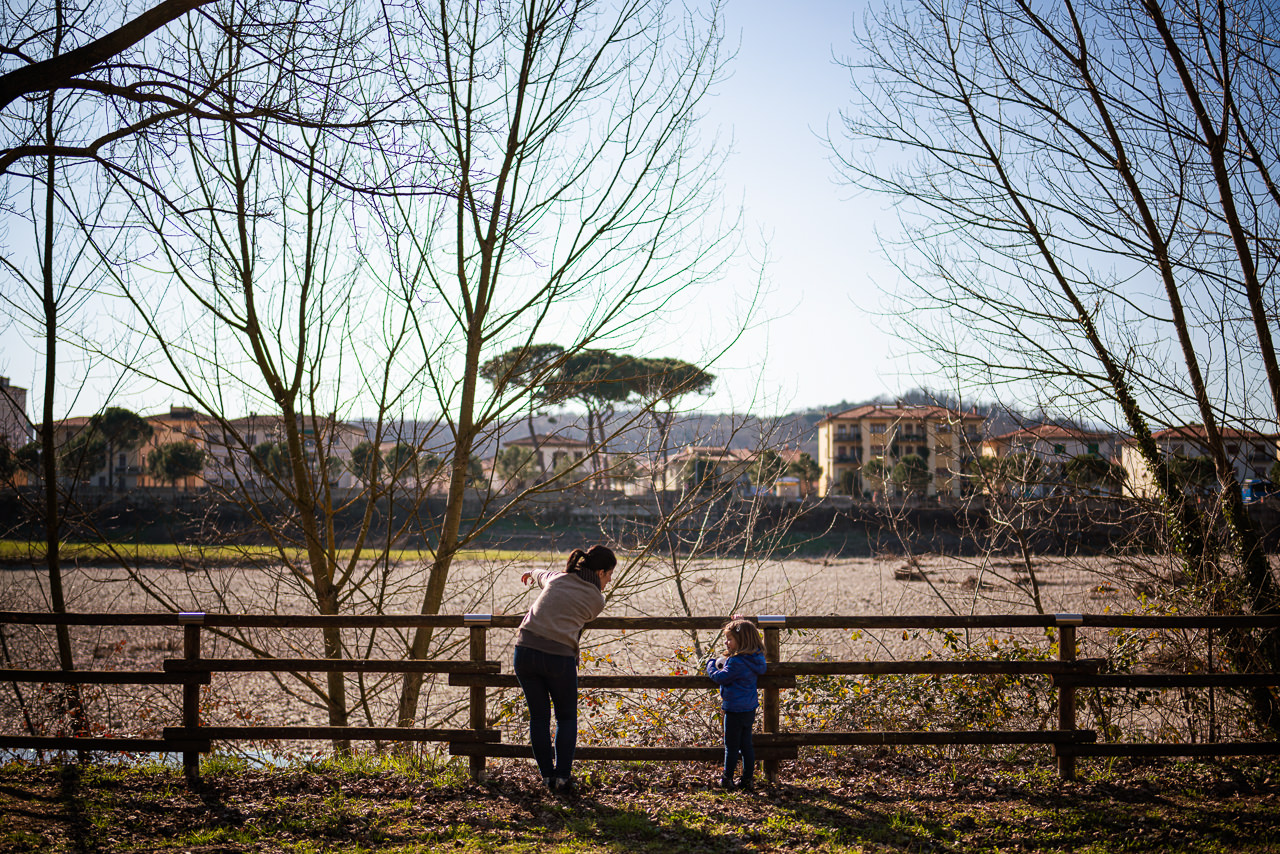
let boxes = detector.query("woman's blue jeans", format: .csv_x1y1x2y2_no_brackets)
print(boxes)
723,709,756,784
514,645,578,779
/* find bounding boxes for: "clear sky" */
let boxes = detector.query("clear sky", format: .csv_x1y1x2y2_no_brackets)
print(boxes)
0,0,911,423
693,0,905,415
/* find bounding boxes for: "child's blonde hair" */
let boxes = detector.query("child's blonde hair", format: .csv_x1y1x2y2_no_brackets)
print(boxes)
723,618,763,656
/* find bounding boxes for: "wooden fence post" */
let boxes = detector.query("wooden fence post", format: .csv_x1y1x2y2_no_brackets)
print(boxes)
465,614,491,782
1207,627,1216,743
759,615,785,784
1056,614,1082,782
178,612,205,783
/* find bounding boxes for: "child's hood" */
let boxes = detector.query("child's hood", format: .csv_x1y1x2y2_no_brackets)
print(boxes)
739,650,767,674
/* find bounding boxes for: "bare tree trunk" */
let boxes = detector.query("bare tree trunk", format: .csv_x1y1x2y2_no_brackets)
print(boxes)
39,88,81,733
395,334,483,727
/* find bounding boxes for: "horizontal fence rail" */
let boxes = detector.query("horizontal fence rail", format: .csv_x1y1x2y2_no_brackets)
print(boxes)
1,611,1278,783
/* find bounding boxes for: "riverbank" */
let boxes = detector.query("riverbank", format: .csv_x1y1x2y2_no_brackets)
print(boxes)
15,487,1277,559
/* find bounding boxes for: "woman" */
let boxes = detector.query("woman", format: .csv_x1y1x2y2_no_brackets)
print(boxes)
515,544,617,795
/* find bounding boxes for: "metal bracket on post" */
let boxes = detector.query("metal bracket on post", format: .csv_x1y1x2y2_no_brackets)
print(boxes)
1054,613,1084,626
757,615,786,628
463,613,492,626
178,612,206,625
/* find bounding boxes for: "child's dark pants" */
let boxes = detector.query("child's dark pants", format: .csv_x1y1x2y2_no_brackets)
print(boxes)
722,709,756,785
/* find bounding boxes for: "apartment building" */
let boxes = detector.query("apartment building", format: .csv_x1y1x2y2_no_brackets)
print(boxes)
212,412,367,489
35,406,367,491
650,445,803,495
0,377,30,450
815,404,985,497
133,406,220,489
980,424,1118,463
500,433,593,473
1119,425,1279,499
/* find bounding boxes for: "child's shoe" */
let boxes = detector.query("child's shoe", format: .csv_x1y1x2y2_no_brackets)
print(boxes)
738,778,755,793
553,776,579,798
715,776,735,790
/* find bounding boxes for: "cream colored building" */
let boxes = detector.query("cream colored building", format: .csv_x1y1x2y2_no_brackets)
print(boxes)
212,412,367,489
486,433,598,492
650,445,803,495
815,404,985,497
500,433,593,473
980,425,1118,463
1119,425,1278,499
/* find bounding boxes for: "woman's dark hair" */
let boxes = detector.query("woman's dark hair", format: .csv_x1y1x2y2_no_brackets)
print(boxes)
565,545,617,590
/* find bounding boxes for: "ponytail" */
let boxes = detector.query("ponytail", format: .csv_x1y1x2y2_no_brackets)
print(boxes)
565,544,617,590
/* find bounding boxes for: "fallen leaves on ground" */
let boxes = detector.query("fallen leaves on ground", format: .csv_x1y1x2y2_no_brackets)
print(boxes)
1,753,1278,852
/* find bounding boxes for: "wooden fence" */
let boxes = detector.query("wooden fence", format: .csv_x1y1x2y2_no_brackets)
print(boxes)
1,611,1278,783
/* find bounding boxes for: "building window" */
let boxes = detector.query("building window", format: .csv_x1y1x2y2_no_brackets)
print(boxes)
870,423,886,434
1053,444,1066,454
837,425,847,439
1087,443,1099,455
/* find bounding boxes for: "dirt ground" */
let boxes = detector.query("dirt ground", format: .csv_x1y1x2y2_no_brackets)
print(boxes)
3,755,1280,853
0,552,1159,750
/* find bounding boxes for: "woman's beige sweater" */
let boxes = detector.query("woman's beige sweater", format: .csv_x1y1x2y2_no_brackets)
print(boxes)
516,569,606,655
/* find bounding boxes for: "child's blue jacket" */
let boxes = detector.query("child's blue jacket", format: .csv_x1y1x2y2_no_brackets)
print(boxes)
705,651,767,712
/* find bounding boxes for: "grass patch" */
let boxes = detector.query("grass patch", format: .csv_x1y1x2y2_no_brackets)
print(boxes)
0,755,1277,852
0,539,551,566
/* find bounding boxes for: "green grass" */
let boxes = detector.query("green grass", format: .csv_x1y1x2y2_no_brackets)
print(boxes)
2,756,1279,853
0,539,551,565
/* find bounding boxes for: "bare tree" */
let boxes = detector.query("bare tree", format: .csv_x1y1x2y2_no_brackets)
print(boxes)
835,0,1280,729
375,0,734,727
0,0,213,114
84,0,427,747
4,0,742,744
0,4,141,731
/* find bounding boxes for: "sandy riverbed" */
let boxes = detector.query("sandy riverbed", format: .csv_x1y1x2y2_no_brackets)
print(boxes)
0,552,1183,756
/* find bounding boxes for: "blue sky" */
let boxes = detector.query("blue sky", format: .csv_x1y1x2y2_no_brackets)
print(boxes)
0,0,908,422
692,0,904,414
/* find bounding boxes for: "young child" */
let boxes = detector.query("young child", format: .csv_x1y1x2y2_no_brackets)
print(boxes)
704,617,767,791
